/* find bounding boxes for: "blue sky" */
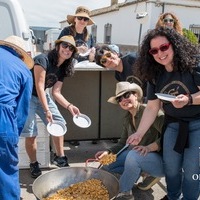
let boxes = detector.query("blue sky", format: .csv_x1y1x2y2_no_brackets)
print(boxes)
18,0,125,28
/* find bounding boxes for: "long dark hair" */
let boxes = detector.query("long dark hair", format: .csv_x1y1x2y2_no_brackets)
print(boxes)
48,43,76,77
69,25,89,42
134,27,200,81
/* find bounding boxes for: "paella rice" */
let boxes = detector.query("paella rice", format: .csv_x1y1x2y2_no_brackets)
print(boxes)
99,153,117,165
42,178,109,200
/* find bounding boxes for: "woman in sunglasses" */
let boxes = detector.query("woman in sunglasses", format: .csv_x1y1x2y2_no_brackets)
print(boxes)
155,12,183,35
21,36,81,178
95,81,164,198
58,6,95,63
129,27,200,200
95,45,147,94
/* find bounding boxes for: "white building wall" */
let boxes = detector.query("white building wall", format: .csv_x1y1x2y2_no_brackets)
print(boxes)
59,0,200,50
91,2,150,46
163,5,200,29
89,1,200,48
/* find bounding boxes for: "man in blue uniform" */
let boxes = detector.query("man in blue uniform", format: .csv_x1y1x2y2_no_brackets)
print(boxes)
0,35,33,200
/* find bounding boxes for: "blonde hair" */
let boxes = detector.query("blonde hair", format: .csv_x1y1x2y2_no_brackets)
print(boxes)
155,12,183,35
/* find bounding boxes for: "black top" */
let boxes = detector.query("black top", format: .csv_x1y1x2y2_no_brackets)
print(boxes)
116,52,147,96
31,54,66,97
115,53,136,81
148,67,200,120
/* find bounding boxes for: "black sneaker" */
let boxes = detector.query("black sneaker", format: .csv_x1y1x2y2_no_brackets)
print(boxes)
30,161,42,178
52,155,69,167
69,141,80,146
160,195,168,200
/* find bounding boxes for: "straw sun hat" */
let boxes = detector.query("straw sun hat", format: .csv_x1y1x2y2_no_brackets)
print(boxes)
0,35,34,69
108,82,143,104
67,6,95,25
55,35,78,53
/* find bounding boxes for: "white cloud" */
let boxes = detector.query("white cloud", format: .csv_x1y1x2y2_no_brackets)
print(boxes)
18,0,125,27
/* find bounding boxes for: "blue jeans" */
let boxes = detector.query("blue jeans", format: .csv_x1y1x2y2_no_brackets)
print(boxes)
21,94,66,137
163,120,200,200
103,149,164,192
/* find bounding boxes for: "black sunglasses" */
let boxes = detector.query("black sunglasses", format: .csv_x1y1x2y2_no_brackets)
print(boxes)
149,43,171,55
77,16,89,22
61,42,75,52
116,91,133,103
100,51,112,65
163,18,174,23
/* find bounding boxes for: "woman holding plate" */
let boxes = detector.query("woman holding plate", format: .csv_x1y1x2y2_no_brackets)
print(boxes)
128,27,200,200
21,36,80,178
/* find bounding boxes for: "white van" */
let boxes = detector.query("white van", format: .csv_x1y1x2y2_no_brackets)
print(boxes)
0,0,35,57
43,28,61,53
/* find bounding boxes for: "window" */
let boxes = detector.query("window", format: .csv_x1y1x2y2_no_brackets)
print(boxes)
91,24,97,45
0,3,14,38
189,24,200,43
104,23,112,44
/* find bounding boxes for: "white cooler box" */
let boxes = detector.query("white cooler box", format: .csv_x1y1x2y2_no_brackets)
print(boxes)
18,117,51,169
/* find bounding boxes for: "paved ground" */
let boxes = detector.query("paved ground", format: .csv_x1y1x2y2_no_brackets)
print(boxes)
20,140,167,200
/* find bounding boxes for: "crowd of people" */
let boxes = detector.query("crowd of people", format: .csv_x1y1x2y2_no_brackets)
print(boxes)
0,5,200,200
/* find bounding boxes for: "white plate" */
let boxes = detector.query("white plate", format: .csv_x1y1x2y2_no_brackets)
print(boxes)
73,114,91,128
47,121,67,136
79,49,91,57
155,93,176,102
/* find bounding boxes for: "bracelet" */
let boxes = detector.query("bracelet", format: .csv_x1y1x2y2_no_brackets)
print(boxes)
67,103,73,109
187,94,193,106
44,110,50,114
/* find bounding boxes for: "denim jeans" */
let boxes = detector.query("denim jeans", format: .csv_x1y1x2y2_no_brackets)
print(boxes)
103,149,164,192
163,120,200,200
21,93,66,137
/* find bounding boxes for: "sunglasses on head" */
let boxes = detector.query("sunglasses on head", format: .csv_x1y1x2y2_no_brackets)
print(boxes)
100,51,112,65
149,43,171,55
116,91,133,103
61,42,75,52
163,18,174,23
77,16,89,22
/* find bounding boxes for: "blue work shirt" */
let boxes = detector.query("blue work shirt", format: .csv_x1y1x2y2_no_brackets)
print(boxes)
0,47,33,135
0,47,33,200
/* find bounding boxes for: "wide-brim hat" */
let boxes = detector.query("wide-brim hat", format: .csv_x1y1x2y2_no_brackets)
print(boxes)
55,35,78,53
67,6,95,25
0,35,34,69
108,81,143,104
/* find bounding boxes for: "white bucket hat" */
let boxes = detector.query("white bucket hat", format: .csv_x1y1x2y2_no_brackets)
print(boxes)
108,81,143,104
0,35,34,69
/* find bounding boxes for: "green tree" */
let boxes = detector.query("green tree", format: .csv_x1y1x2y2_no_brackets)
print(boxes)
183,28,199,45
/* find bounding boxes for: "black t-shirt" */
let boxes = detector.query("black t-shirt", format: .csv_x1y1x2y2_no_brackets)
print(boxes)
58,26,94,48
148,67,200,120
115,53,147,96
115,53,136,82
31,54,66,96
